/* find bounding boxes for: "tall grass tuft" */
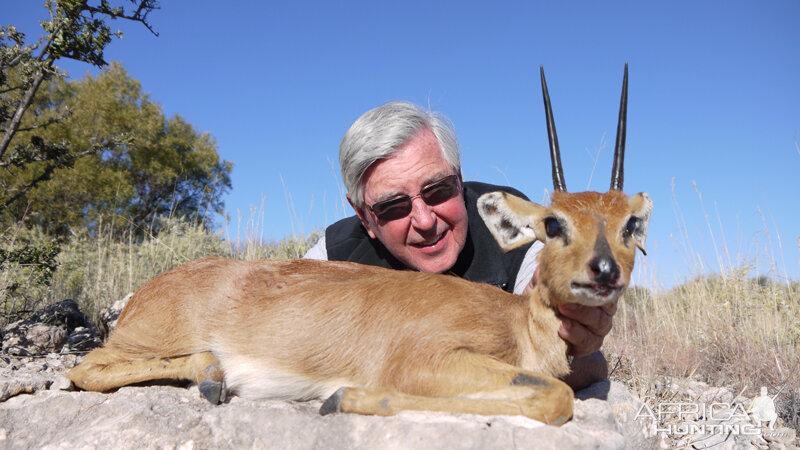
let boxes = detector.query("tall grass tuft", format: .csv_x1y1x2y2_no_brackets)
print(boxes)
1,216,319,326
606,183,800,429
608,275,800,391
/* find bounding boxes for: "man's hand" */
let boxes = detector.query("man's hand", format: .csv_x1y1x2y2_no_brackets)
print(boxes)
557,301,616,357
524,267,617,357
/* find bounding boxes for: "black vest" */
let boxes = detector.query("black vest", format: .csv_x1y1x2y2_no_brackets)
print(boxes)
325,182,533,293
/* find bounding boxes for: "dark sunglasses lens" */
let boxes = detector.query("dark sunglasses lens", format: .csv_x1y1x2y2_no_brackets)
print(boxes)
421,176,459,205
372,197,412,221
370,176,459,221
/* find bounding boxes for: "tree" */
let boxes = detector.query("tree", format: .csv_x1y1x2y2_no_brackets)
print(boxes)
1,1,160,212
1,0,159,310
4,63,232,234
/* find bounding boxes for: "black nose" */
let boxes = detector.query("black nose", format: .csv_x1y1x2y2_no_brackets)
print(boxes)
589,256,620,285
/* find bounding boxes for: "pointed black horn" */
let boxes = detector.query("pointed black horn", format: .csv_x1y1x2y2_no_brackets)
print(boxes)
540,66,567,192
610,63,628,191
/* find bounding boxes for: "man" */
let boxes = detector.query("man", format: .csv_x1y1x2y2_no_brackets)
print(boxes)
305,101,613,390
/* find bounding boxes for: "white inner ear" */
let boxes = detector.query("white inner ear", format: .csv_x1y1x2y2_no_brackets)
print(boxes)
629,192,653,254
477,192,544,252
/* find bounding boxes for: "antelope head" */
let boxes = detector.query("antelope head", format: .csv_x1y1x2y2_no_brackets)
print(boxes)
478,64,652,307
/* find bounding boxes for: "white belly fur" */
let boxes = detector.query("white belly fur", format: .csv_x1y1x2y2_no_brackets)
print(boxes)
217,353,350,401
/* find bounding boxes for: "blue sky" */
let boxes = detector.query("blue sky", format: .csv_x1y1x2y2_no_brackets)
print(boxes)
7,1,799,289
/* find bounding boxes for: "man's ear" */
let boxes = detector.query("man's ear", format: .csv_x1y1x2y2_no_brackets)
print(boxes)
347,193,377,239
477,191,547,252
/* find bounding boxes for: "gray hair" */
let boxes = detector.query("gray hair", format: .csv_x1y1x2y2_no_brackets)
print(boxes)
340,101,461,208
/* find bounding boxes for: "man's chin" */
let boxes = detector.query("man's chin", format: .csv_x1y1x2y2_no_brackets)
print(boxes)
406,247,458,273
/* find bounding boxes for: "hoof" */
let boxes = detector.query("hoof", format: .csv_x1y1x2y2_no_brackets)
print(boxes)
199,379,226,404
319,387,347,416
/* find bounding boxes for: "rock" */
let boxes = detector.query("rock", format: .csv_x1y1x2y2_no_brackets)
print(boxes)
29,299,88,331
669,378,709,400
698,387,734,405
0,371,655,449
0,369,51,402
1,299,103,356
1,321,67,356
0,353,81,402
49,375,72,391
681,409,748,450
65,326,101,352
0,384,649,449
631,376,800,450
98,293,132,338
575,379,658,449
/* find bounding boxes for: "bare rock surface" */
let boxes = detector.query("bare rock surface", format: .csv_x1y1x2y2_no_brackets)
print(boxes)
1,299,101,356
0,374,652,449
1,321,68,356
96,293,131,339
0,353,78,401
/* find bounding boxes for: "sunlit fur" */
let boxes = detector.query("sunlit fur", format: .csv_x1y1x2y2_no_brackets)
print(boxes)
68,257,575,423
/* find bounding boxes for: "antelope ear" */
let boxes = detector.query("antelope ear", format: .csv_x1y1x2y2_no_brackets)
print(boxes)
477,192,547,252
628,192,653,255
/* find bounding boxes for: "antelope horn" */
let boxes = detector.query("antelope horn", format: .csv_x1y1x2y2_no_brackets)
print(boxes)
610,63,628,191
540,66,567,192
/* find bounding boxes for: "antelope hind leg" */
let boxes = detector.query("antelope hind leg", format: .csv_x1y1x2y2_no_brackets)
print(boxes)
320,351,574,425
68,349,226,404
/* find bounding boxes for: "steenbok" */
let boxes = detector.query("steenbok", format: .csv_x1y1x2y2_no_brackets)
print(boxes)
69,64,650,426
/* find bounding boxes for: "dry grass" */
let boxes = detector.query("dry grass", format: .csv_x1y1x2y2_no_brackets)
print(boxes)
605,183,800,430
1,217,319,325
607,278,800,431
608,276,800,387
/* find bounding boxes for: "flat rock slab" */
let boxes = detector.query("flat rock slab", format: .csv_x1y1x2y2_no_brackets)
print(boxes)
0,380,653,449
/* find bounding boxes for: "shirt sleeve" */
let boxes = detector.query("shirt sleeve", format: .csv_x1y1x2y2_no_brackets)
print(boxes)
303,236,328,260
513,241,543,295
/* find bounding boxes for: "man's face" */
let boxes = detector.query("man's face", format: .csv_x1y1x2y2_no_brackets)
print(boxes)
350,128,468,273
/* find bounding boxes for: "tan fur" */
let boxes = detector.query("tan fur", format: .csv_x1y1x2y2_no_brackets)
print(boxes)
68,189,651,426
479,190,652,308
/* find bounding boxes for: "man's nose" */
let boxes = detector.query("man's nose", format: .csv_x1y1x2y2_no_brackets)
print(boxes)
409,196,436,229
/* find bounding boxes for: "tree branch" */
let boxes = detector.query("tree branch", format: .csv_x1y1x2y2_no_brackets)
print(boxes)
0,69,49,161
13,115,66,133
1,51,29,73
84,1,160,37
0,146,104,212
0,84,28,95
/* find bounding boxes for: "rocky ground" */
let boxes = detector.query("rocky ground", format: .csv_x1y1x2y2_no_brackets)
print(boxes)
0,299,796,449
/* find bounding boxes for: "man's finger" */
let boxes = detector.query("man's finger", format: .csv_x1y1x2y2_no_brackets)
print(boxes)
558,319,603,357
600,299,618,316
559,303,613,337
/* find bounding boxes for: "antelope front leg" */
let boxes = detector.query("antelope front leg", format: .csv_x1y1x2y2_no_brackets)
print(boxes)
320,350,573,425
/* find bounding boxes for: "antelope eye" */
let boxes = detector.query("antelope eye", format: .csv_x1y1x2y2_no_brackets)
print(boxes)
625,217,638,236
544,217,561,238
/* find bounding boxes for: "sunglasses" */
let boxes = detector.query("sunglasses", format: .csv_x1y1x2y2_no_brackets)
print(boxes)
366,175,461,221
